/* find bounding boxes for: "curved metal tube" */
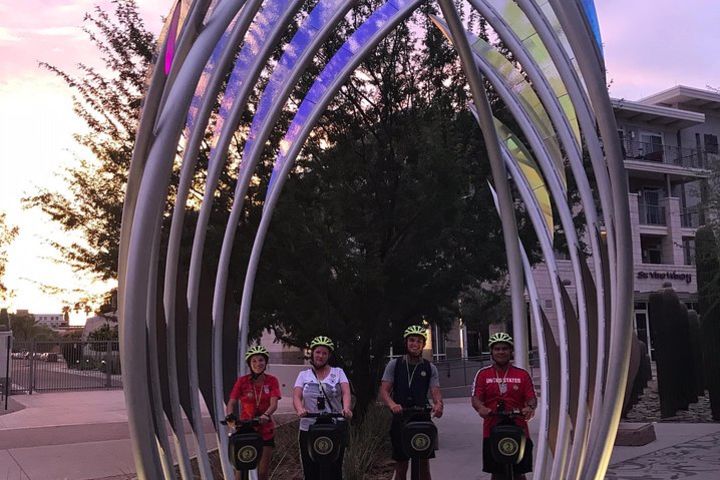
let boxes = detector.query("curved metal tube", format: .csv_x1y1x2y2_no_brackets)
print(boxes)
435,0,527,376
513,0,618,459
205,0,352,380
547,1,634,478
162,2,263,477
230,0,427,390
464,4,603,473
121,1,247,478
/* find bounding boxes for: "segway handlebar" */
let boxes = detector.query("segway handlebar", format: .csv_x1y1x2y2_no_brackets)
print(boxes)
221,413,261,428
401,405,434,414
304,412,345,419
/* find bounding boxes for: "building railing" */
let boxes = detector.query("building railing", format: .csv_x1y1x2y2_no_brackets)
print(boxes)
622,140,706,169
680,208,703,228
638,203,666,225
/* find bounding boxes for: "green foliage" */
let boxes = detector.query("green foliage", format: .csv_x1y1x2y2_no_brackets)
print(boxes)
648,287,697,417
61,341,85,369
88,323,120,351
9,313,59,342
343,403,392,480
251,4,540,416
0,212,18,302
695,226,720,420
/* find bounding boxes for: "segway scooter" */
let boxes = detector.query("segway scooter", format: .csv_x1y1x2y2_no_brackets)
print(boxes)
488,401,527,480
399,405,437,480
221,414,264,480
304,411,346,479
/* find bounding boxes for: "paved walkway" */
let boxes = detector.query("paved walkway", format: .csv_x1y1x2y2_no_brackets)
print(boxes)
1,391,719,479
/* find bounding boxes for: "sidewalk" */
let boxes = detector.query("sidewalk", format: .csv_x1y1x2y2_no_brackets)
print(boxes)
1,391,719,479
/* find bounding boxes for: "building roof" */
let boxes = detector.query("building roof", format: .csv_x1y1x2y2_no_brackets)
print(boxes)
611,97,705,129
639,85,720,115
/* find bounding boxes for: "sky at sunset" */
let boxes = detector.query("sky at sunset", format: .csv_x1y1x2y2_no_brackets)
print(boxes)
1,0,719,323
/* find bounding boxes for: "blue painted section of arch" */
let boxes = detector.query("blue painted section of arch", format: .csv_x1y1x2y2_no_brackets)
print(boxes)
212,0,287,150
267,0,412,196
579,0,603,55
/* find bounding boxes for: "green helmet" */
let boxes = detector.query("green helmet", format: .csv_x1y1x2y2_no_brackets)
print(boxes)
309,336,335,351
403,325,428,341
488,332,514,348
245,345,269,363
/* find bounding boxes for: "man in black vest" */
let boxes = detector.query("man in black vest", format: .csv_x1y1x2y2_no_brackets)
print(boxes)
380,325,443,480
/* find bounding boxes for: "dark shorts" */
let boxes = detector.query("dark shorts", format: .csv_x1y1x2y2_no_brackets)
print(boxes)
263,438,275,447
390,416,436,462
482,436,533,475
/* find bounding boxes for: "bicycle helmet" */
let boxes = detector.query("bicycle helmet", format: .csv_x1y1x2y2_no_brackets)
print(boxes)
245,345,269,362
403,325,428,341
488,332,514,348
309,335,335,351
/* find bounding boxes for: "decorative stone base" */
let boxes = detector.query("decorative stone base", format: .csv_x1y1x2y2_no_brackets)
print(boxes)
614,422,657,446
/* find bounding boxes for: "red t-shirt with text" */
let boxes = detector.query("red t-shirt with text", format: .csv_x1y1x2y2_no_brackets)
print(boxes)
472,364,536,438
229,374,281,440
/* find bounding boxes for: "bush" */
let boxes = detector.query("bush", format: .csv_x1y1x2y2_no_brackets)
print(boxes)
695,226,720,420
343,403,393,480
61,342,85,369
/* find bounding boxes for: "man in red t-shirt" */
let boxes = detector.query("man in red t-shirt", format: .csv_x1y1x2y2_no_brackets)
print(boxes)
472,333,537,480
226,345,281,480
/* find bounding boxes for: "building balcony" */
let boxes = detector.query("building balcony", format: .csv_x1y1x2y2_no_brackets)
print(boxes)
680,208,704,229
638,203,666,226
622,140,706,169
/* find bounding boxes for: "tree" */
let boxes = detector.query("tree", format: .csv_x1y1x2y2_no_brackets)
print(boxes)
28,1,542,419
695,226,720,420
250,3,539,415
9,312,59,342
0,212,18,302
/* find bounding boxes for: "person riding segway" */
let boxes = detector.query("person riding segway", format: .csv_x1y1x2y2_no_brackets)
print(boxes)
225,345,281,480
293,336,352,479
380,325,444,480
471,333,537,480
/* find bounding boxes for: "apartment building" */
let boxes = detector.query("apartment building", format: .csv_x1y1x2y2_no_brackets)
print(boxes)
32,313,68,329
529,86,719,360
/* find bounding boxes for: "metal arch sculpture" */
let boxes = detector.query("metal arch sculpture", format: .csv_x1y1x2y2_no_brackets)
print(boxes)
118,0,633,479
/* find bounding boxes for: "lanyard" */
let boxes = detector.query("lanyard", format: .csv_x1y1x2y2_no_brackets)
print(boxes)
252,378,265,411
494,366,509,396
405,356,420,388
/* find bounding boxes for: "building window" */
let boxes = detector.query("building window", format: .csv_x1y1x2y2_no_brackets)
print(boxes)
683,238,696,266
641,236,664,264
704,134,718,154
639,189,666,225
640,132,664,162
432,324,446,362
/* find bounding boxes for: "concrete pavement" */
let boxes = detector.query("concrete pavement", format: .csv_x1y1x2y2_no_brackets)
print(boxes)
1,390,720,479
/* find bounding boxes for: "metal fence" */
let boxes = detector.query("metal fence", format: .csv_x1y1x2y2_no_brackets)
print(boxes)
9,340,122,394
434,351,541,398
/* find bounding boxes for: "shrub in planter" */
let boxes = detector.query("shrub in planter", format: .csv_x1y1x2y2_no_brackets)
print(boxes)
695,226,720,420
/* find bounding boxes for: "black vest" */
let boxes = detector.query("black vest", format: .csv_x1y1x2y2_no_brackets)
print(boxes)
392,356,432,407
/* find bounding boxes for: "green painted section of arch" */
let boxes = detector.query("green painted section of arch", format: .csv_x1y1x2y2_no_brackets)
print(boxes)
486,0,581,144
468,34,567,189
494,118,554,238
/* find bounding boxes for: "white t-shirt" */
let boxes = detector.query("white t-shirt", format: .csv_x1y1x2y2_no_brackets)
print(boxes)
294,367,349,431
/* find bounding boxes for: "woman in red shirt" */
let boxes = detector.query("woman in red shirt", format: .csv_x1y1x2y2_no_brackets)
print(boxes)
226,345,281,480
